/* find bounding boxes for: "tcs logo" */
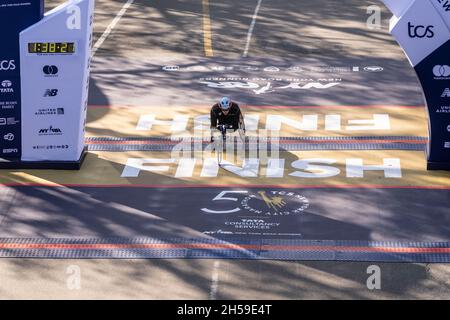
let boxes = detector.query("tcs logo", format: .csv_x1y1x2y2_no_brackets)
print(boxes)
0,60,16,71
408,22,435,38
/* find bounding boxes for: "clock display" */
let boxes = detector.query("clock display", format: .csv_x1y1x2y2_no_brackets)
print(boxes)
28,42,75,54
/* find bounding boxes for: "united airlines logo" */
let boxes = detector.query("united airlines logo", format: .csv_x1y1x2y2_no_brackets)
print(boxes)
442,88,450,98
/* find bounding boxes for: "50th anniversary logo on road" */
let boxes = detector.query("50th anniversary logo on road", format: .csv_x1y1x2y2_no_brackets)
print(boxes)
201,190,310,216
241,190,310,216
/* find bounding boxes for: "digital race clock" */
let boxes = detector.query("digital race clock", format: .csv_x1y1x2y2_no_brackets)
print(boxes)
28,42,75,54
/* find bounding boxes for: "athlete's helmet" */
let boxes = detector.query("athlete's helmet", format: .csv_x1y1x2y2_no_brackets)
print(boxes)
219,97,231,110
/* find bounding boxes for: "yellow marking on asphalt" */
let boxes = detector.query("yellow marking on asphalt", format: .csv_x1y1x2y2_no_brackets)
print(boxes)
2,150,450,188
202,0,214,57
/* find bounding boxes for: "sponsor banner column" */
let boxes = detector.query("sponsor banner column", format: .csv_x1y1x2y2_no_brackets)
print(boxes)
0,1,43,159
383,0,450,169
19,0,94,162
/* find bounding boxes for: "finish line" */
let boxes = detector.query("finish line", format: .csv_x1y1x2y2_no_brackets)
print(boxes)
0,238,449,262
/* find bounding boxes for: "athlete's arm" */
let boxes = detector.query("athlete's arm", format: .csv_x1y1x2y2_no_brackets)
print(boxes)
210,107,217,129
210,107,217,142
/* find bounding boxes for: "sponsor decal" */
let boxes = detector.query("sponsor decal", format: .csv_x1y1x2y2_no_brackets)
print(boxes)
263,66,280,72
287,66,303,72
43,65,59,76
43,89,58,97
0,60,15,71
310,66,353,73
223,219,281,230
241,191,309,216
364,66,384,72
162,66,180,71
35,108,65,116
211,66,235,71
2,148,18,154
0,101,17,110
38,126,63,136
199,77,342,95
436,106,450,113
3,133,14,141
442,88,450,98
185,65,210,72
433,65,450,79
239,66,258,71
32,144,69,150
407,22,435,38
0,80,13,93
0,117,19,125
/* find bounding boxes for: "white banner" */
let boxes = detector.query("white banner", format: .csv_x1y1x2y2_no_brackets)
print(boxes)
19,0,94,161
383,0,450,66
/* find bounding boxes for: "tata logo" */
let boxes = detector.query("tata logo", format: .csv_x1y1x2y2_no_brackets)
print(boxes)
408,22,435,38
433,65,450,77
0,60,15,71
43,65,59,75
0,80,13,93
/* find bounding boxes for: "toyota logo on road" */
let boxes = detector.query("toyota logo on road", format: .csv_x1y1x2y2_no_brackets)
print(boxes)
43,65,59,75
433,65,450,77
364,66,384,72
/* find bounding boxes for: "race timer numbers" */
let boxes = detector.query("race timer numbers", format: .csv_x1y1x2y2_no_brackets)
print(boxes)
28,42,75,54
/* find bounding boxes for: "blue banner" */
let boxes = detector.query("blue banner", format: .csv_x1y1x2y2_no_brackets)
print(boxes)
415,39,450,170
0,0,43,159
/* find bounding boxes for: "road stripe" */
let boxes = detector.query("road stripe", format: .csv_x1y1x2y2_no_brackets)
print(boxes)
202,0,214,57
91,0,135,57
0,242,449,254
2,183,450,190
209,261,220,300
243,0,263,57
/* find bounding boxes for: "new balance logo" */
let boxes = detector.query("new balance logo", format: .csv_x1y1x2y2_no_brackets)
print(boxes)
44,89,58,97
442,88,450,98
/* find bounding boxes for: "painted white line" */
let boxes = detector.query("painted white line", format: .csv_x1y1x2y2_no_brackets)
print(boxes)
91,0,135,57
243,0,263,58
209,261,220,300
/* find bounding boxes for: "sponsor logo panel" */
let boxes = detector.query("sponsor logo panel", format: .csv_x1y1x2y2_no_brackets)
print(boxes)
0,60,16,71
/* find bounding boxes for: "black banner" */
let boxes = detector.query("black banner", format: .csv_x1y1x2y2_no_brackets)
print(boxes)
0,0,43,159
415,39,450,170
